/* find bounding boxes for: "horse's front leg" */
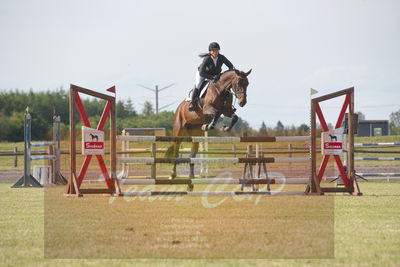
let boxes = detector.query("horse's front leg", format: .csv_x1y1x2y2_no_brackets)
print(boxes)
201,111,222,131
222,114,238,132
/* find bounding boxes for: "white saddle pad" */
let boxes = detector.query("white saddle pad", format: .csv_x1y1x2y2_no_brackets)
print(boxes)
185,82,210,101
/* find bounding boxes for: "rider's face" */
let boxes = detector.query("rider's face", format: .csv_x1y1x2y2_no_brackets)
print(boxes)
210,49,219,58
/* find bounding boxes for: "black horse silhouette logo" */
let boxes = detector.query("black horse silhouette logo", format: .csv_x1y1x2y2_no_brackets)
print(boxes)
329,134,337,142
89,133,99,142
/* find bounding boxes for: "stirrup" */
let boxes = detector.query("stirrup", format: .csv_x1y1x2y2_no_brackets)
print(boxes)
188,101,196,111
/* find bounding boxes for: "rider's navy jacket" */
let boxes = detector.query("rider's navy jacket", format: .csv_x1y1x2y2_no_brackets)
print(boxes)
198,54,234,79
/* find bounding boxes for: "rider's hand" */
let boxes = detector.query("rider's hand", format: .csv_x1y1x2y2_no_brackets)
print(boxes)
213,75,220,82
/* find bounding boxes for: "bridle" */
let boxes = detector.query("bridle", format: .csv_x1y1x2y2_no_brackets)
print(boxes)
231,76,247,99
212,71,247,101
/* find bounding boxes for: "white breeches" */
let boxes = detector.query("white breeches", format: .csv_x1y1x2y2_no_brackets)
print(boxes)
195,71,206,89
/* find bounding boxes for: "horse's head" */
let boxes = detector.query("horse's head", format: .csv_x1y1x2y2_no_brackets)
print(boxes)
214,69,252,107
231,69,252,107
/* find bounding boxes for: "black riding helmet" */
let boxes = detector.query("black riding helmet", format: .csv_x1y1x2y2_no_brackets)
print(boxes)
208,42,220,51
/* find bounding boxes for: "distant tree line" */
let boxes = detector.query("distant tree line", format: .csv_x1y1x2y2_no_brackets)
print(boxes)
389,110,400,135
0,89,253,142
256,121,310,137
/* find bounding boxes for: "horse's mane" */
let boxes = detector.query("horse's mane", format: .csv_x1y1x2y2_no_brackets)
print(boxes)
220,69,232,75
221,69,246,78
208,69,245,95
221,69,235,74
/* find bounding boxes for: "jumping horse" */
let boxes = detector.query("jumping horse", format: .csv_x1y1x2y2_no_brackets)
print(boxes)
166,69,252,184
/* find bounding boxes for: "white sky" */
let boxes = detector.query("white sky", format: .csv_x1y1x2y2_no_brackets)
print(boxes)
1,0,399,129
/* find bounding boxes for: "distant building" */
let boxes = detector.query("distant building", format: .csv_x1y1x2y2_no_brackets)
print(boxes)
357,120,389,137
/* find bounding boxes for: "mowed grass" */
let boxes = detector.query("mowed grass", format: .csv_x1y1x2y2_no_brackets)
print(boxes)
0,182,399,266
45,182,334,260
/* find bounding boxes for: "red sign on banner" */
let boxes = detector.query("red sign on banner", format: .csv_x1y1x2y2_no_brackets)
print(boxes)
84,142,104,149
324,142,343,150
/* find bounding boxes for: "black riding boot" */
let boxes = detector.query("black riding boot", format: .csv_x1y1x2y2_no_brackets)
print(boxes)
188,87,200,111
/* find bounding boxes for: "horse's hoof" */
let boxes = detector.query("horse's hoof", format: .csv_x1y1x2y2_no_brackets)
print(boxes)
252,185,259,192
187,184,194,192
222,125,231,132
169,172,177,179
201,124,208,131
188,101,198,112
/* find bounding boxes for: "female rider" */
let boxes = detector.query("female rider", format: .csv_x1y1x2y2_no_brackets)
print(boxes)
188,42,234,111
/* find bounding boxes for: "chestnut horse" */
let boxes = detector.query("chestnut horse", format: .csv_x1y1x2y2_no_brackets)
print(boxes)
166,69,252,182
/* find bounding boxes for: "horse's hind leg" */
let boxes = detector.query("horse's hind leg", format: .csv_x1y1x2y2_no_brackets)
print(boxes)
187,141,199,191
189,142,199,178
170,141,180,179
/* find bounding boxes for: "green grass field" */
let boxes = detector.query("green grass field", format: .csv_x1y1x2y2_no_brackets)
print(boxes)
1,135,399,266
1,182,399,266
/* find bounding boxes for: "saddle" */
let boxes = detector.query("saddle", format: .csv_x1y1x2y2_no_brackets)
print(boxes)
185,80,209,102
